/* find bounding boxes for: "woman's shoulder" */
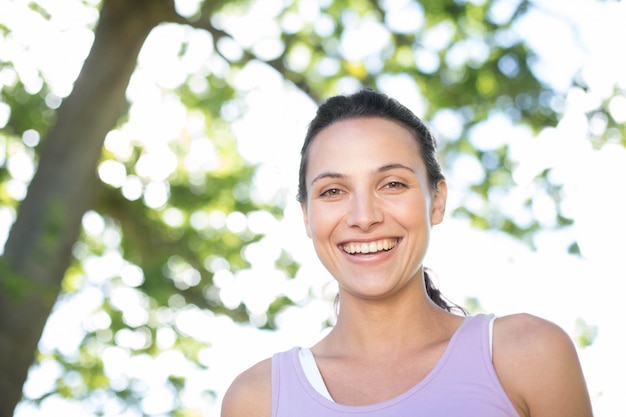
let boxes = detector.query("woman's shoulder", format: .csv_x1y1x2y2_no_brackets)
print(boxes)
492,313,593,417
493,312,570,346
221,357,272,417
492,313,581,364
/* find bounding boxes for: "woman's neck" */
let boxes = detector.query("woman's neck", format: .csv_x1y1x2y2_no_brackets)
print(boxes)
320,291,457,358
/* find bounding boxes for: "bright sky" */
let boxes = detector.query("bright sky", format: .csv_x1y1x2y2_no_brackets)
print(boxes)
1,0,626,416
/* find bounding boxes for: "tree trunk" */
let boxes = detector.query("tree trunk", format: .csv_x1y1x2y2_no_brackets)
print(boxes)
0,1,175,414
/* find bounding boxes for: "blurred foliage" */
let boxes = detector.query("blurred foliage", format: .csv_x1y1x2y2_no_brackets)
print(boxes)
0,0,622,415
574,318,599,348
464,296,486,315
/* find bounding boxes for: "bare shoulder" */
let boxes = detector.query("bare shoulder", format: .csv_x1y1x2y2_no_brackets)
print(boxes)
494,313,572,350
221,358,272,417
493,313,593,417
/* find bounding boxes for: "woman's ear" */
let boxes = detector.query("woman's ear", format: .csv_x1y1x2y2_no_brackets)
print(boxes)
430,180,447,226
301,202,312,238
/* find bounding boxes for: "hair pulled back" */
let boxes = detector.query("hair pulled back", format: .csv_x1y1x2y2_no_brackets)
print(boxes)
298,89,465,314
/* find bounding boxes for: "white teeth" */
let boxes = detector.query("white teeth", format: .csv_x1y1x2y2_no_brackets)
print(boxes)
342,239,397,254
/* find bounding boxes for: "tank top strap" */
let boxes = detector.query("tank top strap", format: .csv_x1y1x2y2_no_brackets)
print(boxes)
438,313,495,377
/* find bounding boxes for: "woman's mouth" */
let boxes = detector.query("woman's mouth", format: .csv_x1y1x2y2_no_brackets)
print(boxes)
341,238,399,255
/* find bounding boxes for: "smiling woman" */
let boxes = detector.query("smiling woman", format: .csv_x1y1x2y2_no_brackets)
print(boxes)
221,89,593,417
300,116,448,307
295,90,456,312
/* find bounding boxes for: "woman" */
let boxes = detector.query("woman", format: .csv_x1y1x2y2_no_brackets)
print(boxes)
221,89,593,416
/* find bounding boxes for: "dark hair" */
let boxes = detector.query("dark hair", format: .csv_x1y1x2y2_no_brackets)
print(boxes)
298,89,465,314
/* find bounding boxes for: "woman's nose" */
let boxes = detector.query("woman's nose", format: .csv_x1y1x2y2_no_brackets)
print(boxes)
345,192,383,231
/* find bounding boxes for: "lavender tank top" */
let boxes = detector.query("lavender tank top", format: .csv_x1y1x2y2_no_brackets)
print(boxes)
271,314,520,416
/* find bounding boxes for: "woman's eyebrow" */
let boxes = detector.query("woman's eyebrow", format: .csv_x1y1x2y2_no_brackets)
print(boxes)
378,163,416,174
310,172,346,187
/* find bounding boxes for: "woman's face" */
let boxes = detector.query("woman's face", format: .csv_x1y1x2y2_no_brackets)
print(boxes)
301,117,447,301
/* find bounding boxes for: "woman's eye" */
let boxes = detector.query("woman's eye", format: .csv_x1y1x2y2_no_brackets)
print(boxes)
321,188,342,197
385,181,406,189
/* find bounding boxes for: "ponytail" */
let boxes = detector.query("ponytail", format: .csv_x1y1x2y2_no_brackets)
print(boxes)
424,267,467,315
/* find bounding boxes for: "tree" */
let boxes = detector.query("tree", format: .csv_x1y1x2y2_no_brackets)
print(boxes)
0,0,621,415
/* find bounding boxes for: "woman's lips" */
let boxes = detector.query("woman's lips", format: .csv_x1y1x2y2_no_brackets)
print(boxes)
341,238,399,254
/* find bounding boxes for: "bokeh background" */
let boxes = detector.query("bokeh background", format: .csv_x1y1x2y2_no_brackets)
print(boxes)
1,0,625,416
